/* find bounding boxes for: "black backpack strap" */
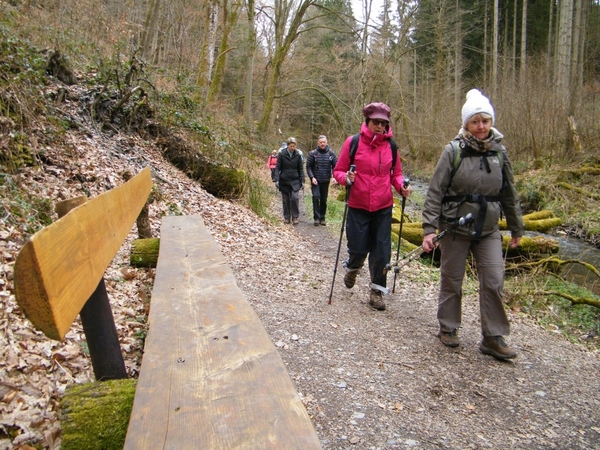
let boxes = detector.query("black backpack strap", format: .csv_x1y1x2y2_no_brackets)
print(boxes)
389,138,397,174
349,134,360,165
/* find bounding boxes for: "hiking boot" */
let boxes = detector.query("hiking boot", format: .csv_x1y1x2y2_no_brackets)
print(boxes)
314,221,319,226
479,336,517,360
284,217,291,224
292,217,299,225
319,220,326,226
438,329,460,348
368,290,386,311
344,269,358,288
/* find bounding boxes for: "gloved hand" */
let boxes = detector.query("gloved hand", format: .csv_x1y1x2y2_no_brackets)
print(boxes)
275,181,279,189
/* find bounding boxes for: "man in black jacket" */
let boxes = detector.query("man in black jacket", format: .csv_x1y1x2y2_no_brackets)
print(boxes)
306,135,337,226
274,137,305,225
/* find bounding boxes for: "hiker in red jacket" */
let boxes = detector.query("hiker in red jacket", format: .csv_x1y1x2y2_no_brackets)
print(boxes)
333,102,411,311
267,149,278,181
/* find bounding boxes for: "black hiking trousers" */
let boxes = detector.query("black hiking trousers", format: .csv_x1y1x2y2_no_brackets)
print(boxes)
311,181,330,221
345,205,392,289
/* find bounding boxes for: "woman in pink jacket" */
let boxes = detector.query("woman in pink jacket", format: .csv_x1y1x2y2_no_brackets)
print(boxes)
333,103,411,311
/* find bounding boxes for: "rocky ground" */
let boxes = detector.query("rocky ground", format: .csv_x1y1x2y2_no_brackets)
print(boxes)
1,93,600,448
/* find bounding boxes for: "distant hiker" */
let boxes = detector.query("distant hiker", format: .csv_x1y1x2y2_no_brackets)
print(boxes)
333,102,411,311
421,89,524,360
274,137,305,225
268,149,278,181
306,135,337,226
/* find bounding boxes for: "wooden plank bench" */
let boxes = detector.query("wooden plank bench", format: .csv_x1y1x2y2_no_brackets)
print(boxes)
124,215,322,449
14,167,153,380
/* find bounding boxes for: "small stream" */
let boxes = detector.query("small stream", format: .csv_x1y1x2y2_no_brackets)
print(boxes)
404,179,600,295
548,232,600,296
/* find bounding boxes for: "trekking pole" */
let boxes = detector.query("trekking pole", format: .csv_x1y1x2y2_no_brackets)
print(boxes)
392,178,410,294
386,213,475,274
328,164,356,305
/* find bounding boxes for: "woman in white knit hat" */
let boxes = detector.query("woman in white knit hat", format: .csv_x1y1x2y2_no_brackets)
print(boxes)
421,89,524,361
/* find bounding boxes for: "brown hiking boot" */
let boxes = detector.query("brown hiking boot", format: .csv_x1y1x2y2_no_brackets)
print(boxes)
479,336,517,360
319,220,326,226
438,329,459,347
368,290,386,311
292,217,299,225
344,269,359,288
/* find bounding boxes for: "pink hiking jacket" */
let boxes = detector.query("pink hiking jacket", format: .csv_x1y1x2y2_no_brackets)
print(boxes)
333,122,405,212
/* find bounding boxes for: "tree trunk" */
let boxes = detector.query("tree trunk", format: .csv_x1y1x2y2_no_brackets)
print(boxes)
556,0,573,109
141,0,161,60
546,0,555,85
257,0,313,133
208,0,241,102
492,0,499,97
243,0,256,123
519,0,527,86
196,0,219,101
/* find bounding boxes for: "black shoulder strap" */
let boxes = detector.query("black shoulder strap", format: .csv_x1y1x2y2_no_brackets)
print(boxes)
349,134,397,173
349,134,360,164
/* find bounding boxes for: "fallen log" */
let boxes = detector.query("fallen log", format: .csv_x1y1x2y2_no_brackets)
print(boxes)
506,257,599,278
392,224,559,257
539,291,600,309
521,210,556,221
557,182,600,201
499,217,563,232
502,235,559,256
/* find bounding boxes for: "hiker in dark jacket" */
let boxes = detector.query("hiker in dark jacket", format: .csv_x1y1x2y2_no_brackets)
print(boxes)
306,135,337,226
421,89,524,361
274,137,305,225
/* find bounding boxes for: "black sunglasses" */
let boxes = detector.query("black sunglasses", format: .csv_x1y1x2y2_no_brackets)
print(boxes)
371,119,389,126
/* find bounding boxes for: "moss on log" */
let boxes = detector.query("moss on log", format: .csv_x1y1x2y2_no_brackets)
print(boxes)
522,210,556,221
499,217,563,232
502,235,559,256
130,238,160,267
157,134,246,200
543,291,600,309
392,223,559,257
557,182,600,201
392,224,423,246
563,167,600,177
60,379,136,450
390,233,418,254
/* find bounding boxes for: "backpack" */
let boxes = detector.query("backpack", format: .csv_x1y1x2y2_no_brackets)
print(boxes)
349,133,398,174
444,139,507,239
449,139,504,180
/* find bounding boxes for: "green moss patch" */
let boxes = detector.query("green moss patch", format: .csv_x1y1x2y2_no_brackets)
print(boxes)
60,379,136,450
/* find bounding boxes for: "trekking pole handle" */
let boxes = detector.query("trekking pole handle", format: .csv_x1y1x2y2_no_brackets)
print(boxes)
403,178,410,188
346,165,356,187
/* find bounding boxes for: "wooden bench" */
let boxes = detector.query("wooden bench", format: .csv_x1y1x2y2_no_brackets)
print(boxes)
124,215,322,449
13,167,321,448
14,167,153,380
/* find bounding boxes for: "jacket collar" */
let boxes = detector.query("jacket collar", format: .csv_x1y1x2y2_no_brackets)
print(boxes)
360,122,393,146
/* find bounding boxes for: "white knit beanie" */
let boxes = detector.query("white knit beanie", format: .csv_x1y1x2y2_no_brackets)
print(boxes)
461,89,495,127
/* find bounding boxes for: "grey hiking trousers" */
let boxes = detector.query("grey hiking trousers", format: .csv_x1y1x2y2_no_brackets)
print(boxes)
437,229,510,337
